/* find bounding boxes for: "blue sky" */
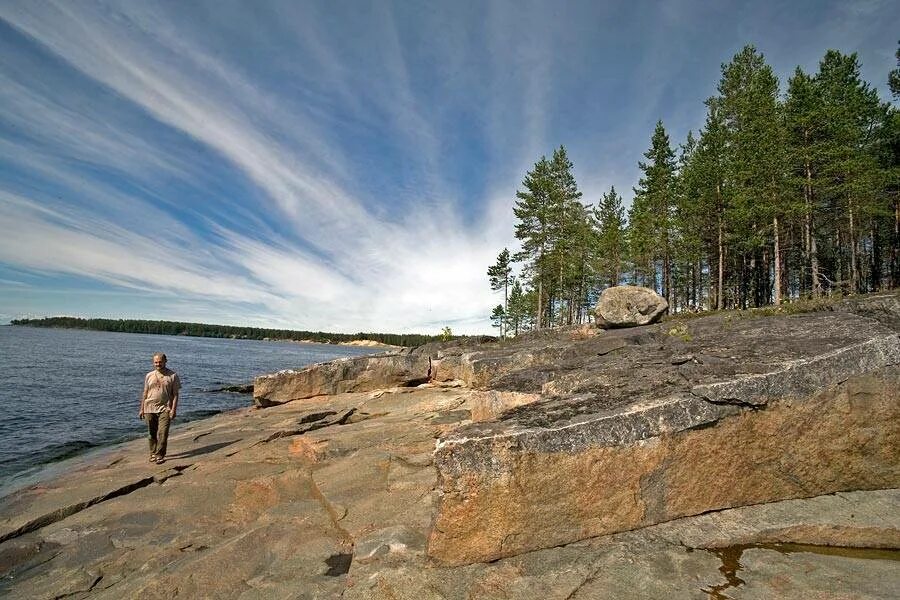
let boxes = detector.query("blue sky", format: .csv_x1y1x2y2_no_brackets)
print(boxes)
0,1,897,334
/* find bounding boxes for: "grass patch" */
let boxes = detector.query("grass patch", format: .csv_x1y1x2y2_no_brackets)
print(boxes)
660,291,896,323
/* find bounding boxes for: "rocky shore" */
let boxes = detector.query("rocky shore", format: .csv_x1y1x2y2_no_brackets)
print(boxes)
1,291,899,598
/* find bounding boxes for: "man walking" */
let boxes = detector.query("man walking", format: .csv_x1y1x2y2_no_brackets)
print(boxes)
139,352,180,465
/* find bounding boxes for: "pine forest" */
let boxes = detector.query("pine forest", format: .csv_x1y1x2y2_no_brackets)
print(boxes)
488,44,900,336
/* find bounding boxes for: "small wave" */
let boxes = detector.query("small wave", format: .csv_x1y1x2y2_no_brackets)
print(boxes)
184,409,223,419
0,439,99,481
37,439,99,462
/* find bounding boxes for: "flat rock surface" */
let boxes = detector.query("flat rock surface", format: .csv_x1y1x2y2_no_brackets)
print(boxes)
426,294,900,564
0,385,466,598
2,293,899,597
1,382,898,598
452,308,899,435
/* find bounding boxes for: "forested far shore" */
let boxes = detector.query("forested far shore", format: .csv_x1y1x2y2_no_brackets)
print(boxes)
8,317,444,347
487,43,900,337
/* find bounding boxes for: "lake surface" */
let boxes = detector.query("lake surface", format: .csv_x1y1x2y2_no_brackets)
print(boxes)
0,326,377,493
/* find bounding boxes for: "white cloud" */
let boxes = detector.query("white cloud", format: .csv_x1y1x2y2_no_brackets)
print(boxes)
4,2,891,334
0,1,533,333
0,192,276,303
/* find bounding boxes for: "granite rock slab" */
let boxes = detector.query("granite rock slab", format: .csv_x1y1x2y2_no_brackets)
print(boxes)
427,295,900,564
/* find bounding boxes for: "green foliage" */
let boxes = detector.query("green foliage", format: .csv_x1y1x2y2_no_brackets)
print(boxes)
718,46,785,245
513,146,592,329
487,248,513,337
490,304,505,333
440,326,453,341
494,42,899,328
630,121,677,296
593,186,626,288
487,248,512,293
504,279,534,336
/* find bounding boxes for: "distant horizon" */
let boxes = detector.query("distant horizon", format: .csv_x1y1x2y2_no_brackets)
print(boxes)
1,1,898,334
8,315,447,339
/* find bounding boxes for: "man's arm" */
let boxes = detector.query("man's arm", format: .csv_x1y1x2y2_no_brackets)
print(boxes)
169,374,180,419
139,374,147,418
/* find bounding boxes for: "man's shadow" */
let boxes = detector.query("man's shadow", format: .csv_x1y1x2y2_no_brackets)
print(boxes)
167,440,239,459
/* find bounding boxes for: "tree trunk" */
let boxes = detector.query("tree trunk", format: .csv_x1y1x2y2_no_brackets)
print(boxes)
717,186,725,310
773,214,782,305
547,292,553,328
836,230,843,295
802,209,810,296
614,247,621,287
663,250,672,309
750,253,760,307
810,227,820,297
892,200,900,289
536,280,543,330
871,222,881,292
849,196,858,294
803,158,821,298
502,278,508,339
739,254,747,309
558,265,565,327
691,261,698,310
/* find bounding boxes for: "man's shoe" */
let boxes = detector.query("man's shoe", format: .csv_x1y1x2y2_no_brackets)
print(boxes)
155,457,165,464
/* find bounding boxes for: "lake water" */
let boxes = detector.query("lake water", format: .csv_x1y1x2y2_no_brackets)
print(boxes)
0,326,378,493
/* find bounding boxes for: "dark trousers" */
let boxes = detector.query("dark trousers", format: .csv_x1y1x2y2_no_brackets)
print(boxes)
146,411,171,457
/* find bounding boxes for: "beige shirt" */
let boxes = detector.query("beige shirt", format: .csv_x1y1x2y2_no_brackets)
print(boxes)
143,368,181,414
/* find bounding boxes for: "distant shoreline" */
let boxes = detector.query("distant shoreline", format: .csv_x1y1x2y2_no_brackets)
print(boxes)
9,316,434,348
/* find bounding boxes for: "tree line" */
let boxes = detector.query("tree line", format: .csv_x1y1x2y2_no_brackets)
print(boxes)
9,317,442,347
489,43,900,336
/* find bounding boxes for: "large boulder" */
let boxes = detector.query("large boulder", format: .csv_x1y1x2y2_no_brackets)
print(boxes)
594,285,668,327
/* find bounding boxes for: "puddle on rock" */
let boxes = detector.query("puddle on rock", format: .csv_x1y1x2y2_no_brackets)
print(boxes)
324,553,352,576
701,543,900,599
702,546,746,599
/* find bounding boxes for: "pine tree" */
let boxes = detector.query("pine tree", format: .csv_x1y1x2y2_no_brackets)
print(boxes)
513,156,557,328
548,146,587,325
562,200,596,324
593,186,626,289
490,304,506,334
496,42,898,326
691,97,730,309
785,67,826,297
487,248,513,337
816,50,886,293
631,120,677,304
505,278,532,336
627,188,654,287
513,147,590,328
673,131,706,310
717,45,788,306
880,104,900,288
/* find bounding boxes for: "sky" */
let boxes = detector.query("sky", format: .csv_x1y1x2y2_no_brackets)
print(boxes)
0,1,897,334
